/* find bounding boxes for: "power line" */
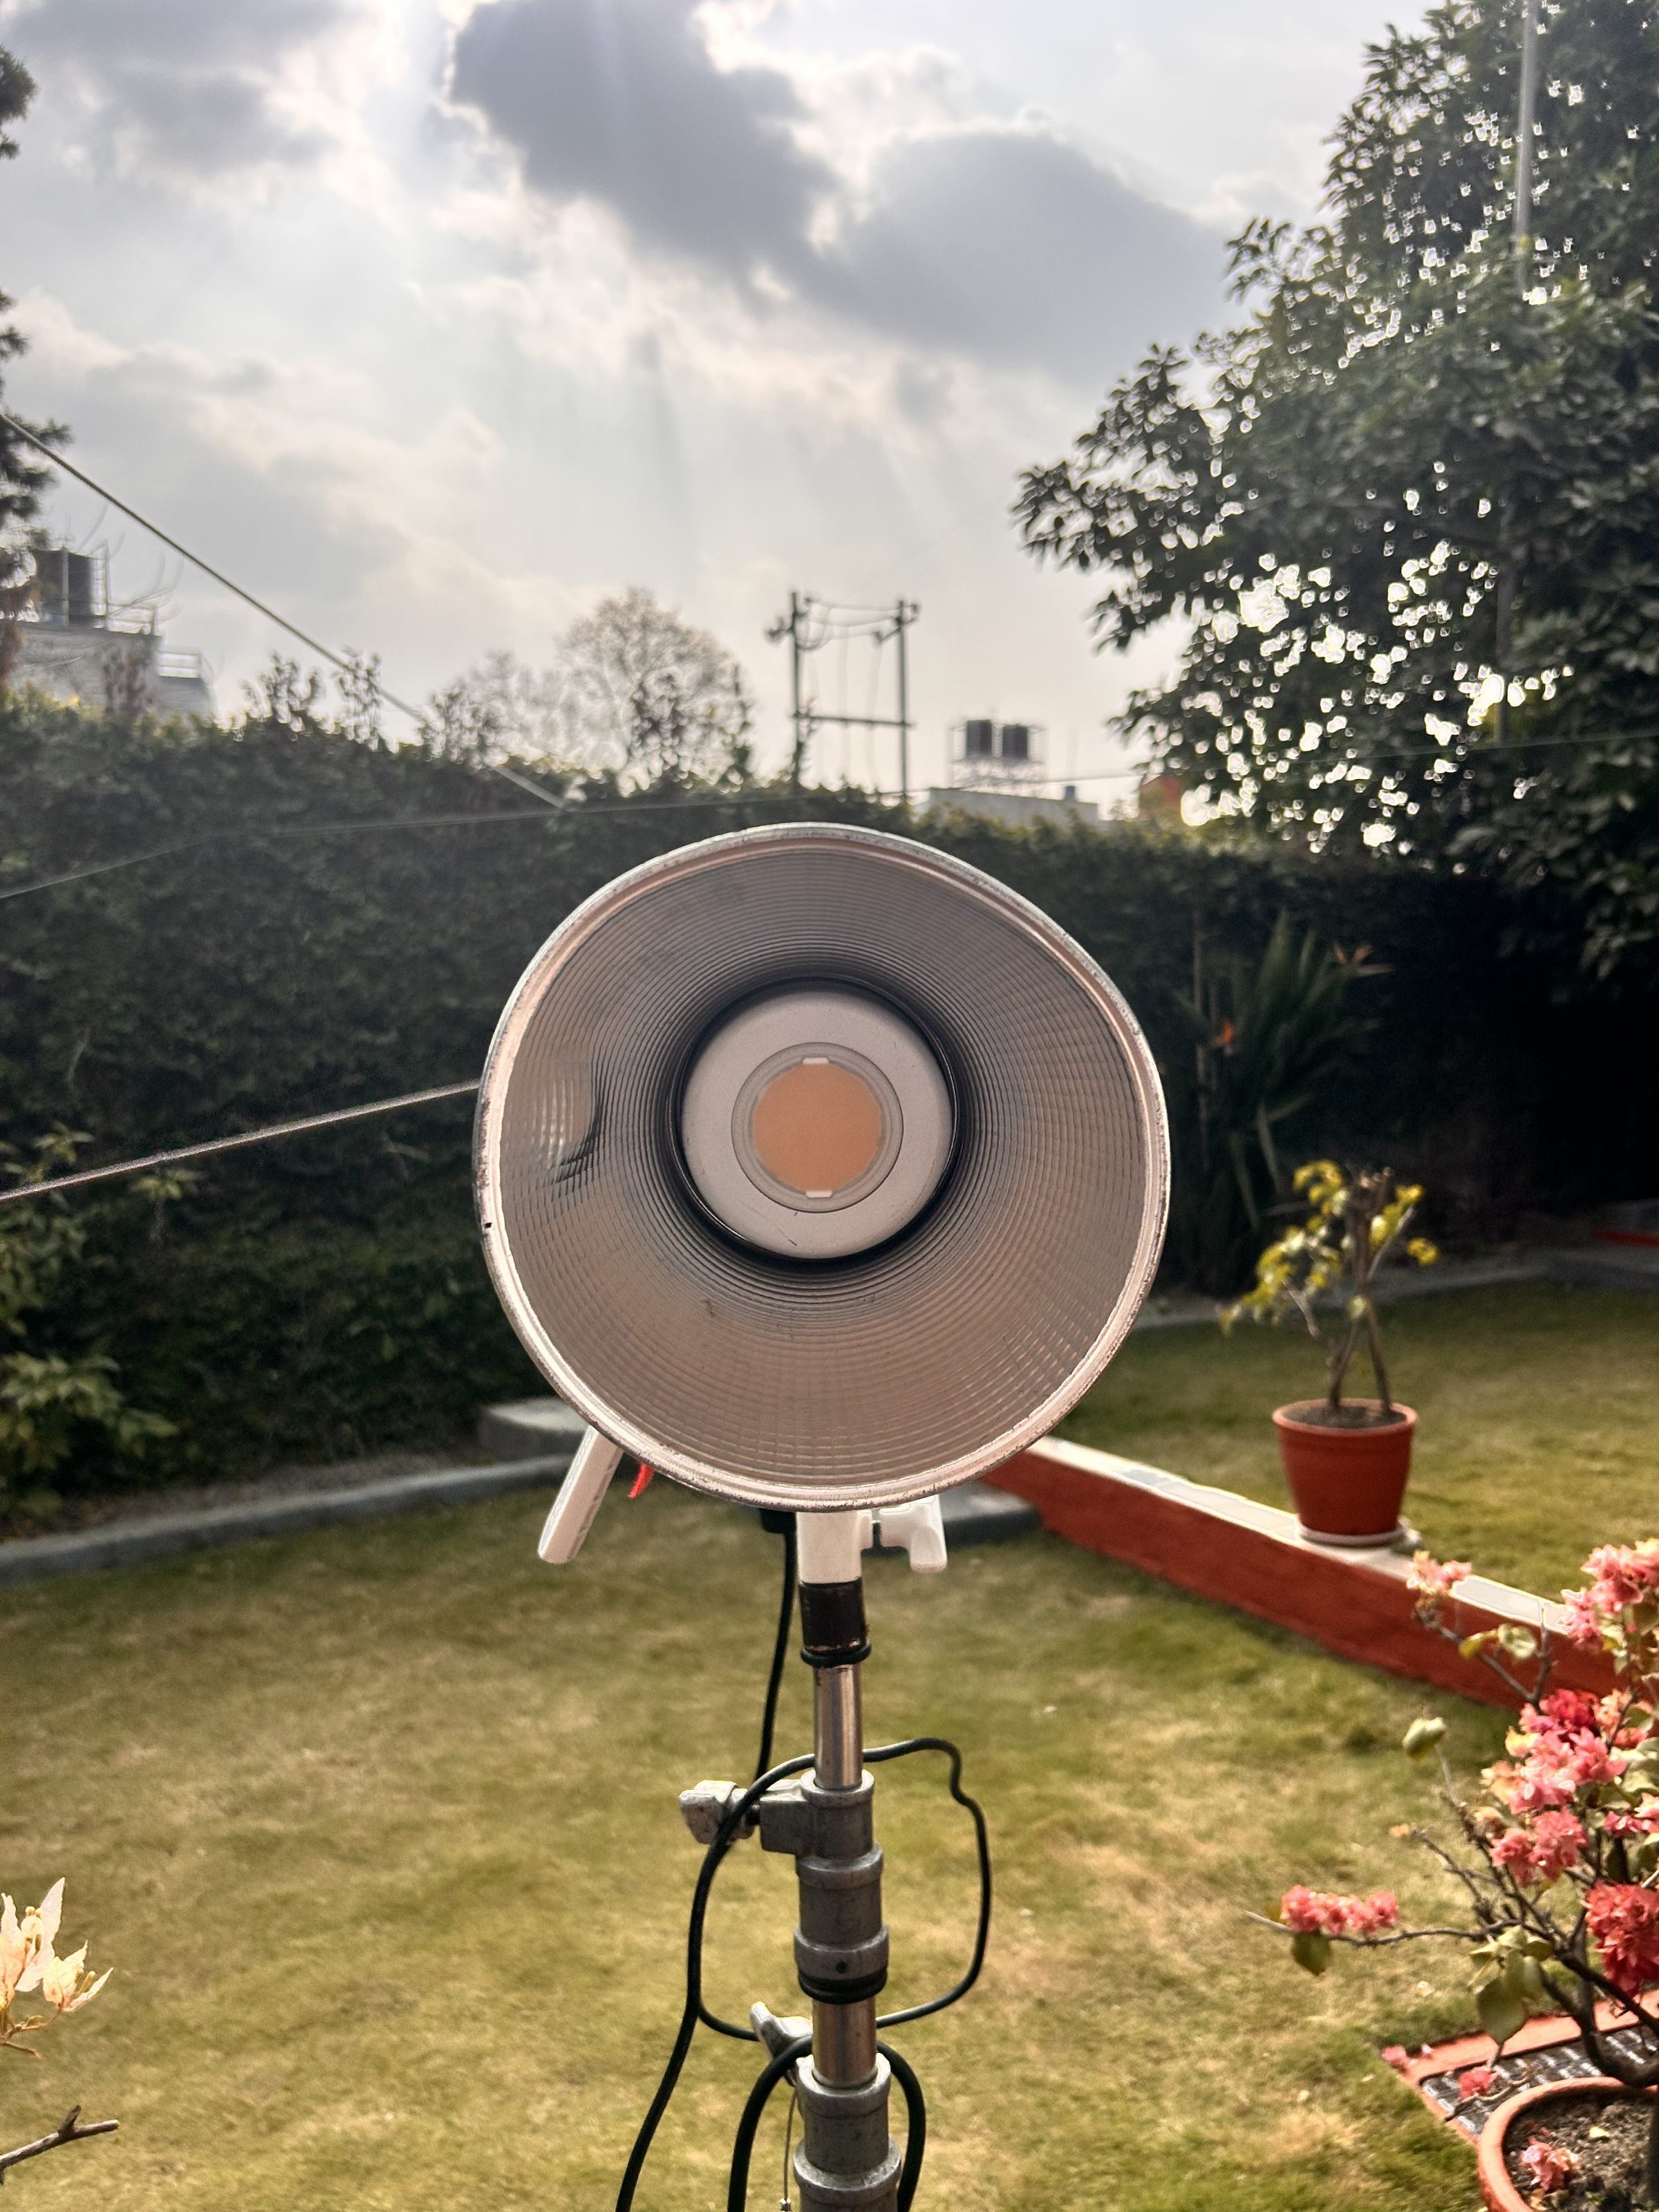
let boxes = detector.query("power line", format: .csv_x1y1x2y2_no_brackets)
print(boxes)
1,412,424,719
1054,726,1659,785
0,787,909,908
0,410,563,809
0,1080,481,1208
0,805,552,903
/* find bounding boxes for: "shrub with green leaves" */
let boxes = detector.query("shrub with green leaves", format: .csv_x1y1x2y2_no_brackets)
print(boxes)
0,1134,171,1507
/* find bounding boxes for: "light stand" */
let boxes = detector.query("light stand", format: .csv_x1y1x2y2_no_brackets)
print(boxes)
682,1506,944,2209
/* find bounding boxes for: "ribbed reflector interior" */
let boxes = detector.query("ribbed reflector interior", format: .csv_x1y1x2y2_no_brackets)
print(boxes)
476,826,1166,1508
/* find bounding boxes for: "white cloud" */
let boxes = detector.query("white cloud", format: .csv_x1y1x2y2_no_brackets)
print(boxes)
0,0,1424,785
441,0,1221,378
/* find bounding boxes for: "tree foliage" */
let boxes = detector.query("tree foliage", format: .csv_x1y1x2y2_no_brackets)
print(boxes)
1018,0,1659,978
420,590,753,783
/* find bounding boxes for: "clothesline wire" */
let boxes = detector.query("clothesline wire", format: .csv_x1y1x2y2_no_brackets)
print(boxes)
0,1081,481,1208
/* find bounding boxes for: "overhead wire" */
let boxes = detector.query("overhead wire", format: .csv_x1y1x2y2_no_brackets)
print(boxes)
1056,724,1659,786
0,411,561,810
0,786,916,909
0,1081,480,1208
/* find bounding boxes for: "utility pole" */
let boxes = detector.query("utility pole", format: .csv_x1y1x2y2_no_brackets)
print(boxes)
765,592,812,789
767,596,919,800
892,599,917,803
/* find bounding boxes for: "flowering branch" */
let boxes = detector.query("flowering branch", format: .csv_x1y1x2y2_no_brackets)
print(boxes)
0,2105,118,2184
1262,1538,1659,2162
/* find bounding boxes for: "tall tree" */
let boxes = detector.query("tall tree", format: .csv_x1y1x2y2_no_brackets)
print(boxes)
0,44,65,691
1018,1,1659,980
554,587,752,784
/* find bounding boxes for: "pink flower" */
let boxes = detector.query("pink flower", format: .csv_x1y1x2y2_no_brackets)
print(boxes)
1531,1810,1588,1882
1563,1587,1604,1649
1456,2065,1497,2101
1492,1827,1537,1875
1586,1883,1659,1996
1280,1886,1398,1938
1584,1542,1659,1613
1606,1797,1659,1839
1564,1739,1626,1789
1347,1890,1400,1936
1497,1810,1586,1885
1539,1690,1601,1734
1519,2131,1578,2192
1501,1758,1579,1816
1409,1552,1472,1597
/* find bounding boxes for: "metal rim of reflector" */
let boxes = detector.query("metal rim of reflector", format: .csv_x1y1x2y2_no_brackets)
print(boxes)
474,822,1169,1512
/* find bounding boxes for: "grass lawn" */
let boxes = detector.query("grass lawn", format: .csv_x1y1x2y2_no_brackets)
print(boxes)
1063,1280,1658,1598
3,1481,1507,2211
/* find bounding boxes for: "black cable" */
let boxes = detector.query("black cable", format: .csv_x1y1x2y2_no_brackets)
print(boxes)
724,2036,809,2212
885,2041,928,2212
698,1732,991,2042
614,1751,816,2212
723,2038,926,2212
0,786,900,909
628,1731,990,2204
0,409,429,724
618,1537,991,2209
865,1737,992,2028
755,1517,797,1785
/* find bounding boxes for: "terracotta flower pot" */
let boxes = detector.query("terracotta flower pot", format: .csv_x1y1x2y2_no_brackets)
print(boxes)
1477,2076,1654,2212
1272,1399,1417,1545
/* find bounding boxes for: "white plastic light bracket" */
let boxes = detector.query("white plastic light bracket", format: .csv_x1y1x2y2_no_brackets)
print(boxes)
537,1427,624,1564
873,1494,948,1573
539,1454,950,1577
795,1497,948,1583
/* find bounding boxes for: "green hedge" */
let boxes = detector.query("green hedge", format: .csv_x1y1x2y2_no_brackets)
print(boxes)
2,696,1651,1496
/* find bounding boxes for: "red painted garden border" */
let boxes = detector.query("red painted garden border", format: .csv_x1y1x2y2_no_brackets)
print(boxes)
986,1438,1611,1710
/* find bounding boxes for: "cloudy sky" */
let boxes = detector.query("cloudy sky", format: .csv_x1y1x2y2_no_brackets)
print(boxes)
0,0,1426,794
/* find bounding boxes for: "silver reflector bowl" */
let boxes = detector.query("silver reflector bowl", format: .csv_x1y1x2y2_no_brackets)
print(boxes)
475,823,1168,1510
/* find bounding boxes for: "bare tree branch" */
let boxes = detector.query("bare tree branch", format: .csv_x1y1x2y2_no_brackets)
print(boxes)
0,2106,118,2184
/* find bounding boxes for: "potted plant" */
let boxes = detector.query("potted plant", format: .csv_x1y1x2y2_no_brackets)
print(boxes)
1224,1159,1438,1543
1262,1543,1659,2210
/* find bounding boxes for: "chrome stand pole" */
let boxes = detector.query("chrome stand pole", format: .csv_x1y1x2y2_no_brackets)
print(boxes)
788,1522,901,2211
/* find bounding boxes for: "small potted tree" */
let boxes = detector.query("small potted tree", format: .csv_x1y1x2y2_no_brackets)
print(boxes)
1263,1544,1659,2211
1224,1160,1438,1543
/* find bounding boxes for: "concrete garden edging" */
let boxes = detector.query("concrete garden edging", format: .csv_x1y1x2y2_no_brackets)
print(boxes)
0,1455,578,1588
986,1436,1611,1709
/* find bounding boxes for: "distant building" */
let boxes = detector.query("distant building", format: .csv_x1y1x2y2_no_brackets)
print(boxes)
928,714,1100,828
8,542,216,720
1136,771,1187,823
